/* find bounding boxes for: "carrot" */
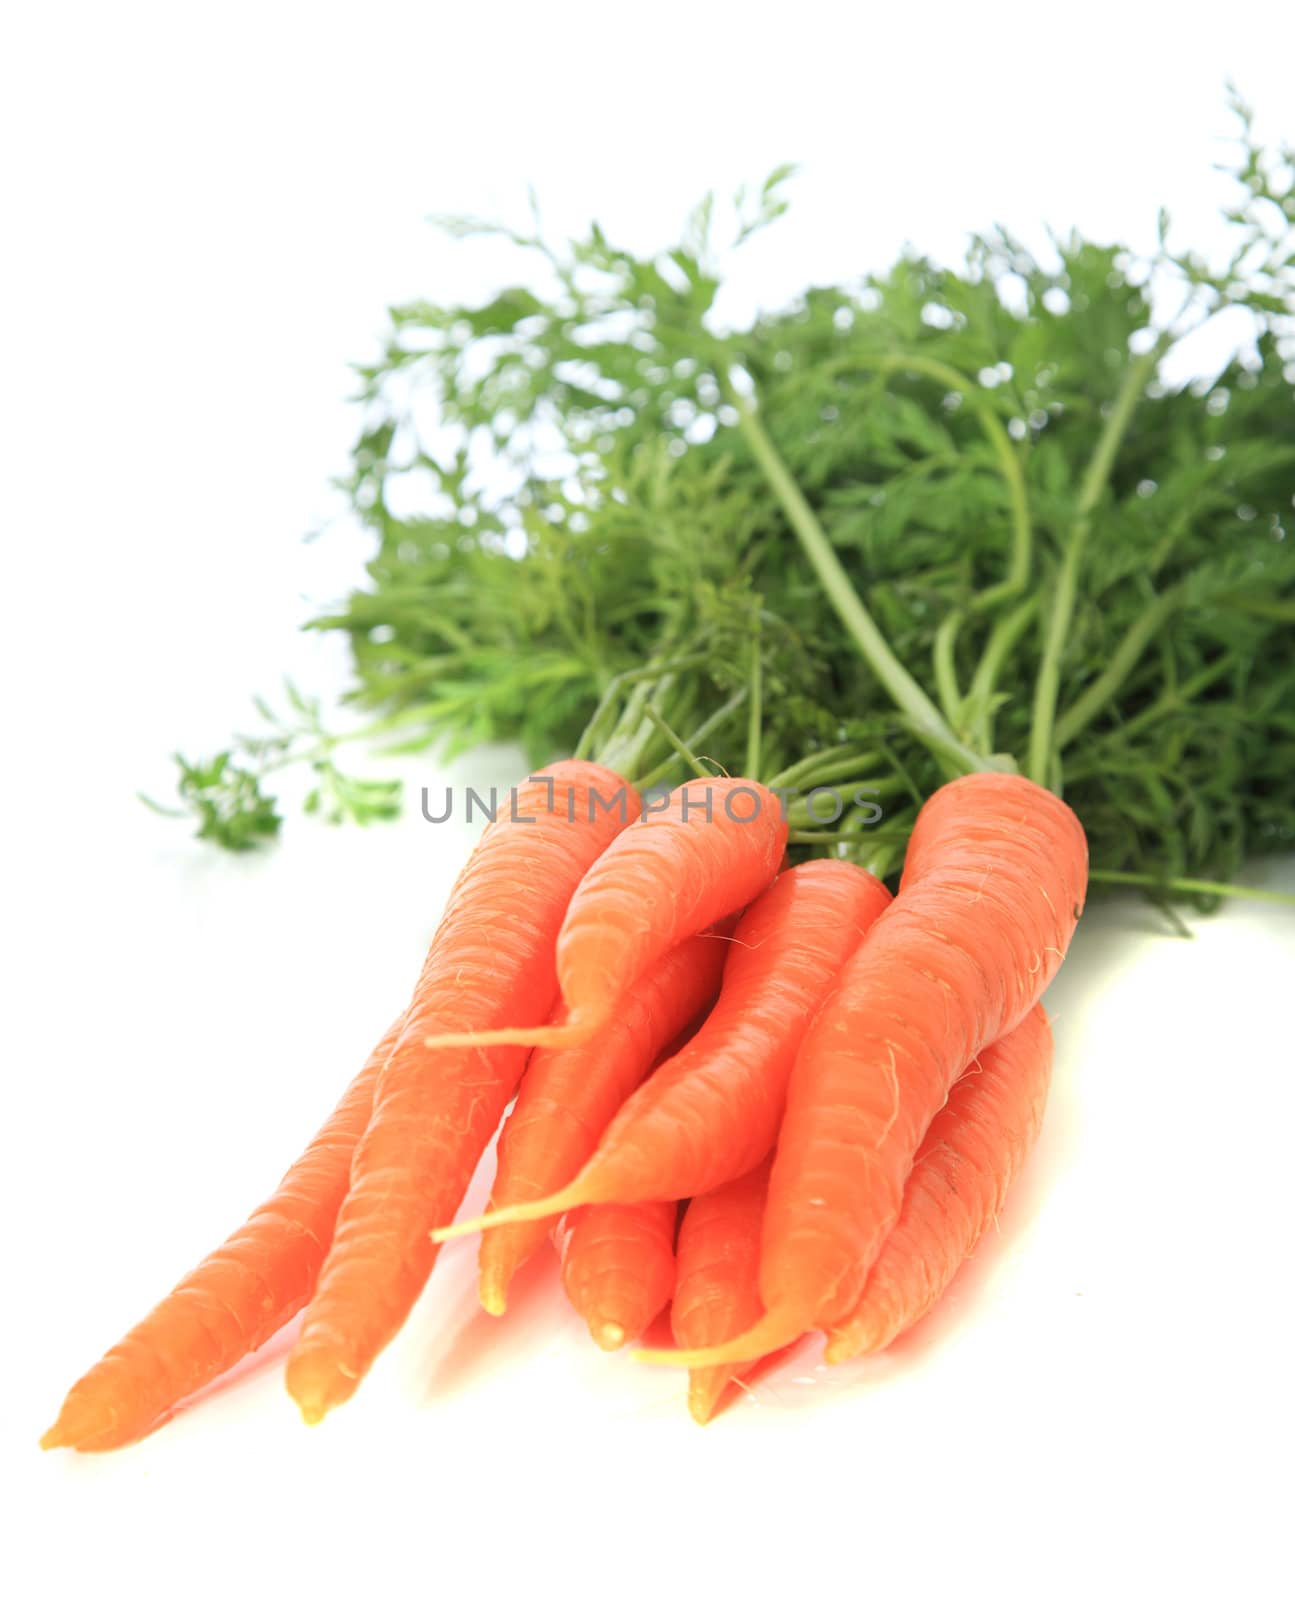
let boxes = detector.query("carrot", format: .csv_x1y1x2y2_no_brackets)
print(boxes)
671,1159,772,1424
285,760,637,1423
641,771,1086,1370
476,927,730,1316
825,1003,1053,1362
40,1015,404,1452
417,777,787,1054
556,1200,678,1351
432,860,891,1240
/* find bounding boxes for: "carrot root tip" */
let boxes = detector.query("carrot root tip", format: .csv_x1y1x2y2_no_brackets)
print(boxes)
37,1392,106,1453
479,1282,508,1317
594,1321,627,1351
686,1383,722,1426
284,1351,358,1426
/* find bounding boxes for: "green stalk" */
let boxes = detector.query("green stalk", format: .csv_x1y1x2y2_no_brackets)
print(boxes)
642,702,716,781
746,613,764,779
1055,582,1187,748
574,650,713,761
768,747,875,791
1027,341,1165,787
600,672,684,779
728,377,988,777
933,611,965,728
1096,656,1235,747
637,689,749,788
1089,869,1295,906
771,753,882,792
965,594,1040,752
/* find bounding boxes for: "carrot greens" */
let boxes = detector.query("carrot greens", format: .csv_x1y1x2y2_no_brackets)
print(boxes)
169,90,1294,897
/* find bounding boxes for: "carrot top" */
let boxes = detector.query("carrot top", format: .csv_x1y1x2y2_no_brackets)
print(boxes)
165,92,1293,904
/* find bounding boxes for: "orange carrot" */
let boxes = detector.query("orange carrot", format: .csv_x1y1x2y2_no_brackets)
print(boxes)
432,860,890,1240
556,1200,678,1351
671,1159,772,1424
825,1004,1053,1363
41,1015,404,1452
418,777,787,1054
476,929,729,1316
642,771,1087,1369
285,760,637,1423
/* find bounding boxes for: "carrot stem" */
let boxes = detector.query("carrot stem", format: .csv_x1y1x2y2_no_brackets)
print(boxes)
642,703,713,780
1028,340,1164,786
725,374,988,778
636,689,748,789
933,610,965,729
964,593,1039,751
746,612,764,780
1054,581,1187,748
1088,869,1295,905
767,748,878,791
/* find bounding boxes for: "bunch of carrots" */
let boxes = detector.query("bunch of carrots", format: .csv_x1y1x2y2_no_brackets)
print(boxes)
43,754,1085,1447
46,126,1295,1449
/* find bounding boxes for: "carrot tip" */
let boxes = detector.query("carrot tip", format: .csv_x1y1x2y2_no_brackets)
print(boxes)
479,1282,508,1317
686,1383,721,1426
594,1321,627,1352
39,1422,69,1452
284,1351,357,1426
823,1313,883,1365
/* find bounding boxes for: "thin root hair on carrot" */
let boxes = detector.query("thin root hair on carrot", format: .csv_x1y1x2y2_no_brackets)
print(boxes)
633,1304,806,1370
421,1017,599,1053
431,1180,591,1245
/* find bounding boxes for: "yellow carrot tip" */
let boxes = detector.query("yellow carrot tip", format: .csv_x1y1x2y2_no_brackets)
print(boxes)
284,1353,356,1427
420,1014,600,1054
594,1321,627,1351
479,1277,508,1317
430,1178,594,1245
686,1378,723,1426
822,1315,881,1365
633,1305,804,1370
38,1392,100,1452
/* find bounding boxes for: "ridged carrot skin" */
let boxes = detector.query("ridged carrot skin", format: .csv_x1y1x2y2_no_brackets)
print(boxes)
476,928,730,1316
419,777,787,1053
556,1200,678,1351
569,861,892,1203
431,861,890,1242
825,1004,1053,1363
285,760,637,1422
672,1160,771,1424
41,1015,404,1452
644,772,1086,1370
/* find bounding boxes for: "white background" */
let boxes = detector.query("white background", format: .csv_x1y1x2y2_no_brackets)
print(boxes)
3,5,1293,1597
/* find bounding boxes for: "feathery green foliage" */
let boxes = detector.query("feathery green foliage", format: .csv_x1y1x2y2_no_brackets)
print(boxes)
166,90,1295,898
